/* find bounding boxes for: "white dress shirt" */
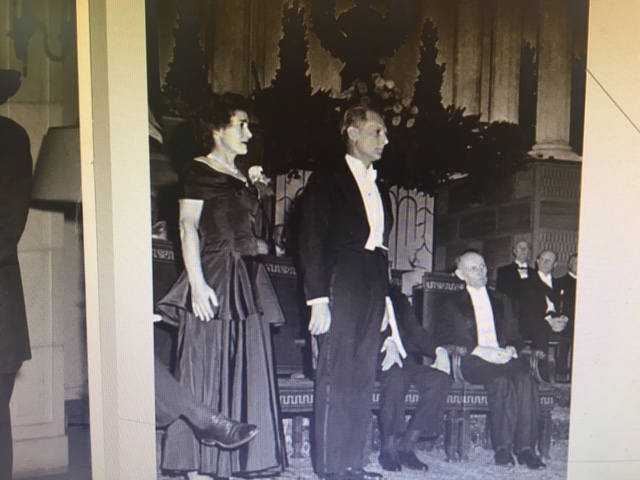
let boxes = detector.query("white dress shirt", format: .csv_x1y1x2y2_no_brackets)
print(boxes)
345,154,386,251
538,271,553,288
516,260,529,279
467,286,499,348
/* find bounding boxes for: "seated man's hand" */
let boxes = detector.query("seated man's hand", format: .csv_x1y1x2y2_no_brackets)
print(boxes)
472,346,513,364
256,238,270,255
430,346,451,375
308,303,331,336
381,336,403,371
505,345,518,359
545,314,569,332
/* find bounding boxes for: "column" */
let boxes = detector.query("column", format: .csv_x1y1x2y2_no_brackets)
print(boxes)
490,0,522,123
530,0,580,161
76,0,157,478
453,0,484,115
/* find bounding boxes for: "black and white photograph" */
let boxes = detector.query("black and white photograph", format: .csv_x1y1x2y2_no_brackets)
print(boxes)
2,0,640,479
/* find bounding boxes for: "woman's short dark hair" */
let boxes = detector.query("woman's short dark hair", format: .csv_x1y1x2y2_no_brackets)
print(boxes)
196,92,250,152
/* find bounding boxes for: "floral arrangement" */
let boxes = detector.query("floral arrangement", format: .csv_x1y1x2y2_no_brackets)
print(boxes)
247,165,274,199
345,73,418,130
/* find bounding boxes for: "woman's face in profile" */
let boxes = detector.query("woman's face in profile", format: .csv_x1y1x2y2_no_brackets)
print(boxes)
213,110,252,156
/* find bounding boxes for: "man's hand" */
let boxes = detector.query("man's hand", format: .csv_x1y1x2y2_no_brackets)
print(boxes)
309,303,331,336
472,346,513,364
380,337,403,371
505,345,518,359
430,346,451,375
191,281,219,322
546,314,569,333
256,238,270,255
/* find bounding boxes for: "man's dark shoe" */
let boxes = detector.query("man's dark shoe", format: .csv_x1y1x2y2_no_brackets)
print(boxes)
345,468,384,480
517,449,546,469
494,447,515,466
193,414,258,448
397,450,429,471
378,451,401,472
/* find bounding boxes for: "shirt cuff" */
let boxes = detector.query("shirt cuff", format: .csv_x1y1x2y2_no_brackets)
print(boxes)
307,297,329,306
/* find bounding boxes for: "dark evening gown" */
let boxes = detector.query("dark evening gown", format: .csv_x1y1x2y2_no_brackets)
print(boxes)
157,159,287,478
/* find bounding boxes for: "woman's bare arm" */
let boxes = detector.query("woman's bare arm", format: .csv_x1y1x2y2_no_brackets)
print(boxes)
179,199,219,321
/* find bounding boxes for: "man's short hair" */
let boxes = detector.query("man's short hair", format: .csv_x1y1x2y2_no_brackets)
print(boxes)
340,104,381,143
454,247,481,268
536,250,557,261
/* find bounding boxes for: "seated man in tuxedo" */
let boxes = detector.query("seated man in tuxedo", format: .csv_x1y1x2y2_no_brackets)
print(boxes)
518,250,569,352
377,290,453,473
496,241,536,302
438,251,545,469
553,252,577,377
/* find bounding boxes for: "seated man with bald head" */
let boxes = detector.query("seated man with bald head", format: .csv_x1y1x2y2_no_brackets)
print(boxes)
438,251,545,470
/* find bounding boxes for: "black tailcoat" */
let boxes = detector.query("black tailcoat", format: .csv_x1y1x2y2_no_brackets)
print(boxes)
518,273,563,350
554,273,577,337
496,262,536,301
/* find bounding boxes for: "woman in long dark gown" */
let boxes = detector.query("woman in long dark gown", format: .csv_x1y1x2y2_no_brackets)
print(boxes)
157,93,287,479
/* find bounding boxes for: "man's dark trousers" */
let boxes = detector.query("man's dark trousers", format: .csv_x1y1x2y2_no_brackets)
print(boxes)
461,355,539,452
378,362,452,445
155,356,209,428
314,249,387,476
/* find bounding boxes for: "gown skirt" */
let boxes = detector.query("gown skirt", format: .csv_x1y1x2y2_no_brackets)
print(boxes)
157,249,287,478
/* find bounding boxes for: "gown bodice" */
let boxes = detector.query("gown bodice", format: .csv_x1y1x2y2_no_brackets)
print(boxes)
182,159,260,257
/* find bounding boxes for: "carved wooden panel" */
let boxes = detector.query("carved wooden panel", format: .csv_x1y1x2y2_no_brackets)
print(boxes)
497,201,532,233
539,200,580,230
537,231,579,263
538,163,582,199
459,208,496,239
513,168,533,198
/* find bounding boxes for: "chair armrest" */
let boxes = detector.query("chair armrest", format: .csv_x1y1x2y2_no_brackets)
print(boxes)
520,348,553,385
442,345,468,383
